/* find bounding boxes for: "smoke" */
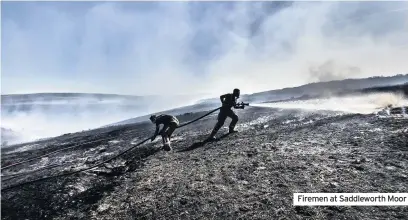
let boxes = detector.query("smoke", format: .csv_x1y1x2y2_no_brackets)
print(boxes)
308,60,362,82
2,1,408,97
0,94,201,145
1,99,132,145
253,92,408,114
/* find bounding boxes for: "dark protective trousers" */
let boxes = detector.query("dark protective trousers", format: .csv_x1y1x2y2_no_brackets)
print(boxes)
159,121,179,140
210,107,238,137
159,121,179,151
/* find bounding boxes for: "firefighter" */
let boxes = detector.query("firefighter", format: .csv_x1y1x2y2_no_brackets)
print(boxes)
208,88,246,140
150,114,179,151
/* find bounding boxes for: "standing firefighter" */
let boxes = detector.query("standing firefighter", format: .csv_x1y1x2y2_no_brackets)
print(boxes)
208,88,248,140
150,114,180,151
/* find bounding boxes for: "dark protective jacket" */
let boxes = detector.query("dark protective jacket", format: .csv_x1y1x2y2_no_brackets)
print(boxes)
154,114,179,126
151,114,179,141
220,93,238,109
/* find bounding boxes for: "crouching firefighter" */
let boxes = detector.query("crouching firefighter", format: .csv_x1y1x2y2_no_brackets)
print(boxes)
150,114,180,151
208,88,248,140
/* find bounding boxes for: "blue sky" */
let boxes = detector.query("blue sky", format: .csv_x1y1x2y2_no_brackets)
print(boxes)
2,1,408,96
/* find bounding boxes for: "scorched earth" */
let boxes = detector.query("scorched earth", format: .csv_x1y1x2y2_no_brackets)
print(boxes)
1,102,408,219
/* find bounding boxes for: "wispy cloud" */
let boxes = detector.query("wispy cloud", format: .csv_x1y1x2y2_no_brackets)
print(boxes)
2,1,408,97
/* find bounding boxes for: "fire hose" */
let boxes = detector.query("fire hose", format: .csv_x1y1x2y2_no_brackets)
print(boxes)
1,105,249,192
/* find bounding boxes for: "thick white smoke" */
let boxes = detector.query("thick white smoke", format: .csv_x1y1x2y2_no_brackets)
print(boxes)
0,94,203,146
253,93,408,114
2,2,408,96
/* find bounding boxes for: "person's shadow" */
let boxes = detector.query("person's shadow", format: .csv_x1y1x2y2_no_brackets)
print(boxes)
178,132,232,152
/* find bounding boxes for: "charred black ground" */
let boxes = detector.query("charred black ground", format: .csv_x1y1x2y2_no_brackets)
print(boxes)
2,101,408,219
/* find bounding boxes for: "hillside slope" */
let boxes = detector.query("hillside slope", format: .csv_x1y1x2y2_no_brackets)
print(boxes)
2,104,407,219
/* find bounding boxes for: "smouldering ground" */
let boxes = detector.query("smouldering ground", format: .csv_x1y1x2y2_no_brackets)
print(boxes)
1,106,408,219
